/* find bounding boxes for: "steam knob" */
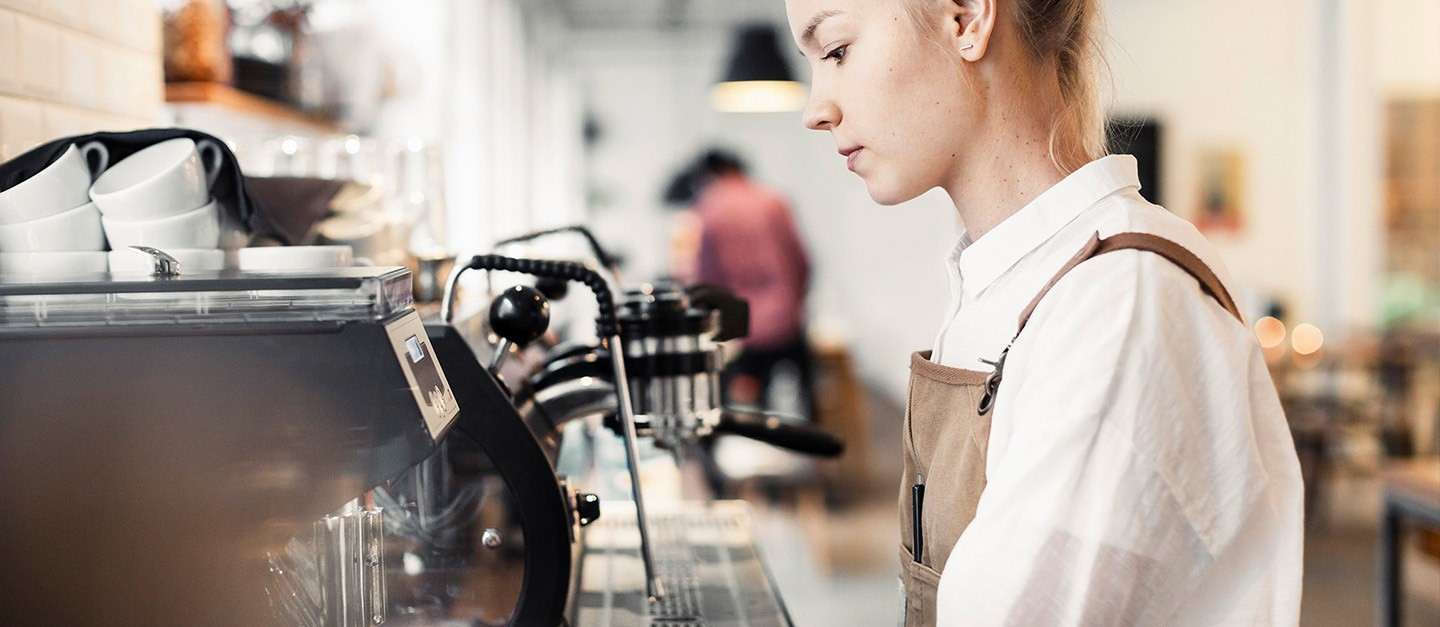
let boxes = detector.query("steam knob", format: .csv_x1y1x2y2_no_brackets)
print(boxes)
489,285,550,347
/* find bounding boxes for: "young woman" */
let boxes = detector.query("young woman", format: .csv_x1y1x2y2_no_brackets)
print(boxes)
783,1,1304,625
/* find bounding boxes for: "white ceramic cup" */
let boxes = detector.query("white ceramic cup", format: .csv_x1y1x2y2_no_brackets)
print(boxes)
108,247,225,273
89,138,223,221
237,245,354,271
101,199,221,250
0,143,109,225
0,202,105,252
0,251,108,275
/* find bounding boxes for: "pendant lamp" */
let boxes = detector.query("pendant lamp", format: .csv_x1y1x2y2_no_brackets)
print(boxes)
713,24,807,113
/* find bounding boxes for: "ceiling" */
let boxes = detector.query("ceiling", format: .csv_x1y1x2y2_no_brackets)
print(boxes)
555,0,788,32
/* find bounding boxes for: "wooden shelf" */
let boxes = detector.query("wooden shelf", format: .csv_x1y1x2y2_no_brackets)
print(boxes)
164,82,339,133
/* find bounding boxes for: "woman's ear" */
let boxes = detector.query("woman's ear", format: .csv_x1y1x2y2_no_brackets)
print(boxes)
946,0,997,60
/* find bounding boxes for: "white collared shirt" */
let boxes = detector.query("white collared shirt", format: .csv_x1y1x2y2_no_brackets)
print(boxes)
931,156,1304,625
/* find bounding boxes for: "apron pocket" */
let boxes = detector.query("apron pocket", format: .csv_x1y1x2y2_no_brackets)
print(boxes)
899,546,942,627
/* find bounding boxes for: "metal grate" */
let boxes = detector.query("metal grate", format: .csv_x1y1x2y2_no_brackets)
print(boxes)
573,501,791,627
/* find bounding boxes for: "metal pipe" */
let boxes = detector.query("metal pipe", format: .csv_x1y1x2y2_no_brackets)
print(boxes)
606,333,664,600
439,261,469,323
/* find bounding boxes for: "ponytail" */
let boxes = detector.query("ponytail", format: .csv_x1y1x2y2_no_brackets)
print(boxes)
1010,0,1106,172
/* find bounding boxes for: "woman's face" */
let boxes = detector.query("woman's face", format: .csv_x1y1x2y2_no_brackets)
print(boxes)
787,0,976,205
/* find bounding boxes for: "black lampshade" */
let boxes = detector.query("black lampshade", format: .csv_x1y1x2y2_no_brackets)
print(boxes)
714,23,806,113
722,24,796,83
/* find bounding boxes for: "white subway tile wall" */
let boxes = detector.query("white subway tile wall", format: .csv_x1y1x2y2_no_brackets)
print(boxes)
0,11,17,92
63,35,98,109
0,0,161,160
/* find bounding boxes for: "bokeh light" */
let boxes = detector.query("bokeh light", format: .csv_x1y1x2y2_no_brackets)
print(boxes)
1254,316,1287,349
1291,323,1324,355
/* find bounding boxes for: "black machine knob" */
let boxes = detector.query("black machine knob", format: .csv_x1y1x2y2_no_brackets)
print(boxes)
489,285,551,347
574,492,601,527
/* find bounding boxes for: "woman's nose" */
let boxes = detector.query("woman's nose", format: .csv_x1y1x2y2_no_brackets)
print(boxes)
803,87,839,131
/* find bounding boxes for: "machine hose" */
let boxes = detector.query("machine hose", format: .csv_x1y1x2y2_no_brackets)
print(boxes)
464,254,619,337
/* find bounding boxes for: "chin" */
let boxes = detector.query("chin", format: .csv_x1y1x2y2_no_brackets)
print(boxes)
862,177,926,206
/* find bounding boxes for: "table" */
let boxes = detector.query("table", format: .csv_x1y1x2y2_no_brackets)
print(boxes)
1378,458,1440,627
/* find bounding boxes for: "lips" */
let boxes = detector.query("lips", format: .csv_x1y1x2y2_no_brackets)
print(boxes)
838,146,862,171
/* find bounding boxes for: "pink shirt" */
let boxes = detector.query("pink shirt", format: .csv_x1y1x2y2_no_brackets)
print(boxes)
695,175,811,350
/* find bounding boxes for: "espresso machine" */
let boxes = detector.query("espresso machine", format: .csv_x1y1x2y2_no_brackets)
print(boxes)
0,230,840,626
0,261,457,626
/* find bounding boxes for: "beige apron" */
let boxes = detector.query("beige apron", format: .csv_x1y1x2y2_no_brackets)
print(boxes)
898,232,1244,626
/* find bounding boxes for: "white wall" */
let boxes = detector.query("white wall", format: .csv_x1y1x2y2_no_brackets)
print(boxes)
1108,0,1438,335
1106,0,1327,326
1376,0,1440,95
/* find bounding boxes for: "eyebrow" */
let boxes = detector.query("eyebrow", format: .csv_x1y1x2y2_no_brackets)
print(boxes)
800,10,843,50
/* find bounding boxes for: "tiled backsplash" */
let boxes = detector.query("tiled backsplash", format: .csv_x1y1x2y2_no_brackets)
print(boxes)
0,0,162,160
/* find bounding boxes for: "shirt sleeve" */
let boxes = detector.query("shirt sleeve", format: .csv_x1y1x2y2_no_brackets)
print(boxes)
934,252,1281,626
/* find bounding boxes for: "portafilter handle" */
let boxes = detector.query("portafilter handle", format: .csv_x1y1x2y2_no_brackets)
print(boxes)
716,408,845,458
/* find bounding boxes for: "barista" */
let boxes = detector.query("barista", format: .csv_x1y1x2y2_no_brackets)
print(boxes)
783,0,1304,625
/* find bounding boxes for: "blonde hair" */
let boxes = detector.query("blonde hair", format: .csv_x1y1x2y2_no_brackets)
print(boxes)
906,0,1107,173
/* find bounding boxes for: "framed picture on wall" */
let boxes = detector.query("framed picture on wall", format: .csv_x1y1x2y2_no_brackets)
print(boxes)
1195,147,1245,233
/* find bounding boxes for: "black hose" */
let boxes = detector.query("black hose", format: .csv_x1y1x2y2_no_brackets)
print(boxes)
464,254,619,336
493,226,621,275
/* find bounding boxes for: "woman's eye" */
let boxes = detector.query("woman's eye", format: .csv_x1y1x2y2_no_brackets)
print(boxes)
822,45,848,63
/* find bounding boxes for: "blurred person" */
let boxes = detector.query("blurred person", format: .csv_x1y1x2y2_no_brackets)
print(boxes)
674,149,814,417
784,1,1303,626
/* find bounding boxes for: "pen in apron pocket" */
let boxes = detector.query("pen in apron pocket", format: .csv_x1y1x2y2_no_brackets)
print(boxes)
912,473,924,563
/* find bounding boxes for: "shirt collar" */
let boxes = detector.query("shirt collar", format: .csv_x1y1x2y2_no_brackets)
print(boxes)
948,155,1141,296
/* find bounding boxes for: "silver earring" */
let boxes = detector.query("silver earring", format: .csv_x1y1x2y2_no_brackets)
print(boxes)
960,44,974,51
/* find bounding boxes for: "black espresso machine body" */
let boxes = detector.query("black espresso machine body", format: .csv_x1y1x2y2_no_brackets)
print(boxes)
413,321,576,627
0,267,458,626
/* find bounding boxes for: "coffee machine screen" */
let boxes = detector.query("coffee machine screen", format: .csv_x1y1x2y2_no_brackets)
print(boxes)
405,335,425,362
387,314,459,440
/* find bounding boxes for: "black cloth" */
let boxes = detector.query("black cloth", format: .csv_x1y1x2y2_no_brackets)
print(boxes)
0,128,291,244
241,176,347,245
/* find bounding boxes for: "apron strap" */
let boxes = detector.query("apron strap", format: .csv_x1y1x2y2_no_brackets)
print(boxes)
1016,231,1245,336
976,231,1244,416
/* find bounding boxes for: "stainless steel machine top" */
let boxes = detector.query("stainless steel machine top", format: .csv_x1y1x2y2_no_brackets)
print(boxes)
0,267,458,626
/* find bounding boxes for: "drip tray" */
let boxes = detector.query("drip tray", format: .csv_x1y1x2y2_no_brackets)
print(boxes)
573,500,792,627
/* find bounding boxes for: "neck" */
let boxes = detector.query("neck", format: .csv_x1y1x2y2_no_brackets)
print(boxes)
941,60,1071,241
943,122,1066,242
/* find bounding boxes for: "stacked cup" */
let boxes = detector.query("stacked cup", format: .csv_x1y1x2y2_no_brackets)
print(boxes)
92,138,227,273
0,142,111,274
